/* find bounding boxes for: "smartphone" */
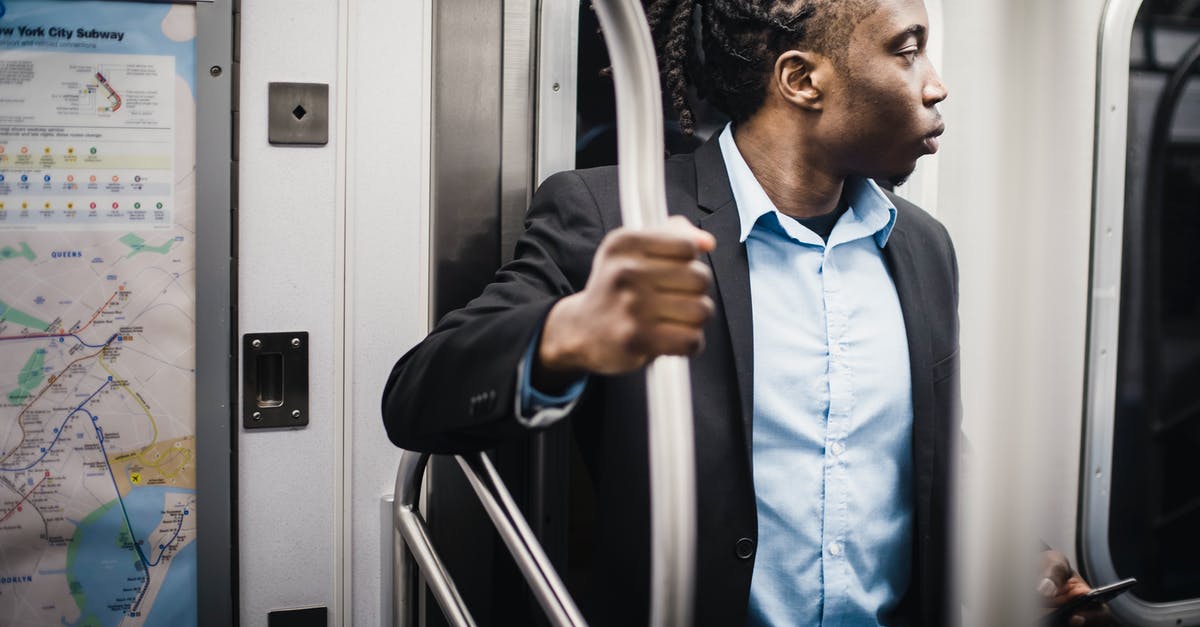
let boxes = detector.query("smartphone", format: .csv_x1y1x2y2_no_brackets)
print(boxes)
1042,578,1138,626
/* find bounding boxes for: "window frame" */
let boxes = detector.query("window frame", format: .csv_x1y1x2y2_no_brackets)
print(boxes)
1081,0,1200,623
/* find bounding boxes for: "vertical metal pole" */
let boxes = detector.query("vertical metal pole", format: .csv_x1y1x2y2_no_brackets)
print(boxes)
590,1,697,624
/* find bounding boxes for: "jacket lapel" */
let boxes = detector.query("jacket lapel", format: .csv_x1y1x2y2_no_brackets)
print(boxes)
692,138,755,453
880,213,936,604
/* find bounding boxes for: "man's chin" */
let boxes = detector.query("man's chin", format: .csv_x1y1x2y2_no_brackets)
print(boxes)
862,157,920,189
885,164,918,188
859,161,917,190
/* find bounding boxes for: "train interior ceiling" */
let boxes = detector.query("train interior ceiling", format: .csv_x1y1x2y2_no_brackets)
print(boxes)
0,0,1198,625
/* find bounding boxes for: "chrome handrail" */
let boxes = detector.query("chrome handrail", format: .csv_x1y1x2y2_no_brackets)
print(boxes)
392,450,585,626
590,0,696,623
392,0,696,624
392,451,476,627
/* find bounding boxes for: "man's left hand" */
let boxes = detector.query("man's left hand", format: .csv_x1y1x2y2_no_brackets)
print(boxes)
1039,550,1116,626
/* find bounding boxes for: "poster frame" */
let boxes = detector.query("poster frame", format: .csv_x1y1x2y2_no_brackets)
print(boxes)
194,0,236,624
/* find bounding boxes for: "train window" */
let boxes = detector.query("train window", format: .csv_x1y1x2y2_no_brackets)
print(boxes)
1084,0,1200,622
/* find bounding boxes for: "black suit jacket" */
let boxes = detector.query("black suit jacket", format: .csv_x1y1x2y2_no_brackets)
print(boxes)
383,136,961,626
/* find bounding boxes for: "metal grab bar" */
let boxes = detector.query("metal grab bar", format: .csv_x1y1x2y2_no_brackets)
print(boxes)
393,451,476,627
588,0,697,624
392,0,696,624
392,450,586,627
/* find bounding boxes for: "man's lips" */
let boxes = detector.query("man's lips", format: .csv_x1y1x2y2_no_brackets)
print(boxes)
923,124,945,154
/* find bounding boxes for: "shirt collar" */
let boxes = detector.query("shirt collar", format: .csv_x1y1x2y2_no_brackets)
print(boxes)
717,123,897,248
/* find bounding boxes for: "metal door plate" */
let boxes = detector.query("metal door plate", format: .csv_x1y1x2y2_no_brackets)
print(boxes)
242,331,309,429
267,82,328,145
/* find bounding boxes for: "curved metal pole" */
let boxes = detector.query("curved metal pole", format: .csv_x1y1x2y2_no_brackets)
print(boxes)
455,453,588,626
393,449,588,627
591,1,697,625
393,451,477,627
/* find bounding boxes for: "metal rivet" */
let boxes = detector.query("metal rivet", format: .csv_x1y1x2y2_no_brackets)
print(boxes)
252,411,262,421
291,337,301,348
292,409,302,419
251,339,262,349
552,82,560,92
209,65,223,77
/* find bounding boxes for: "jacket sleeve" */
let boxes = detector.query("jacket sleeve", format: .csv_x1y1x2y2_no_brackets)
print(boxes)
381,170,608,453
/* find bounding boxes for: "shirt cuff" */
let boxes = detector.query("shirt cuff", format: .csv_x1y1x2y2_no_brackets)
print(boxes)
514,329,587,428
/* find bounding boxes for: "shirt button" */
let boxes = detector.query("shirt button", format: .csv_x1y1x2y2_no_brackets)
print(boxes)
829,542,843,556
831,442,845,456
735,537,756,560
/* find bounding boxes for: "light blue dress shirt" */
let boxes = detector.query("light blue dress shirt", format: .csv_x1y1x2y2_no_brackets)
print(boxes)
517,125,915,626
719,126,914,627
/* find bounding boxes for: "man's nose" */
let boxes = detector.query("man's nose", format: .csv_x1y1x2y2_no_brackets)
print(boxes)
924,65,948,106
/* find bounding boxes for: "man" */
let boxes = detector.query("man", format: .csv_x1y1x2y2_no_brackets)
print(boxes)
383,0,1095,624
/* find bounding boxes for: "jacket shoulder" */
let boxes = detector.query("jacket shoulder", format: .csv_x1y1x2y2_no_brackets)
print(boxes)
564,151,702,223
884,189,954,249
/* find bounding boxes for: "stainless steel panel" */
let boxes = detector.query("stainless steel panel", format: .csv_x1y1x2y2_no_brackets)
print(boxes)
534,0,580,187
500,0,537,263
430,0,504,320
426,1,532,625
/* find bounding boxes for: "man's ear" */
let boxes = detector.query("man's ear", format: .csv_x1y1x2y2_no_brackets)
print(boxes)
775,50,829,111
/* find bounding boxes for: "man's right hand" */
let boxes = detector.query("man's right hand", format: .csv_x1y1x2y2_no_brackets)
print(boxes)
534,215,716,388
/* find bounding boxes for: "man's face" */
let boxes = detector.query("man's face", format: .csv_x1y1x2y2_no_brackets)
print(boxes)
815,0,947,184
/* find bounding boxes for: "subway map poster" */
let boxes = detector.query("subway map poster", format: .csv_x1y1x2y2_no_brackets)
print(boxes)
0,2,199,625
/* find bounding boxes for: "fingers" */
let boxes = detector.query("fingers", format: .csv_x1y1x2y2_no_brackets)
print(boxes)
1065,609,1109,626
651,293,715,325
1038,577,1060,599
600,252,712,297
621,258,711,294
607,259,712,323
574,219,717,373
605,219,715,260
1040,550,1074,597
1071,606,1114,626
626,321,706,357
665,215,717,252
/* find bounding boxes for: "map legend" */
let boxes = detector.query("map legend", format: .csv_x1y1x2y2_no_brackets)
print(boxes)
0,51,175,231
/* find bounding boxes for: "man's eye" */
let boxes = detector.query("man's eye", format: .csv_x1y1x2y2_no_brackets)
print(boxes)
899,48,919,63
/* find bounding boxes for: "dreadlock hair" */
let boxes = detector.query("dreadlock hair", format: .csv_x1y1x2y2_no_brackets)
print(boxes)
642,0,877,133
